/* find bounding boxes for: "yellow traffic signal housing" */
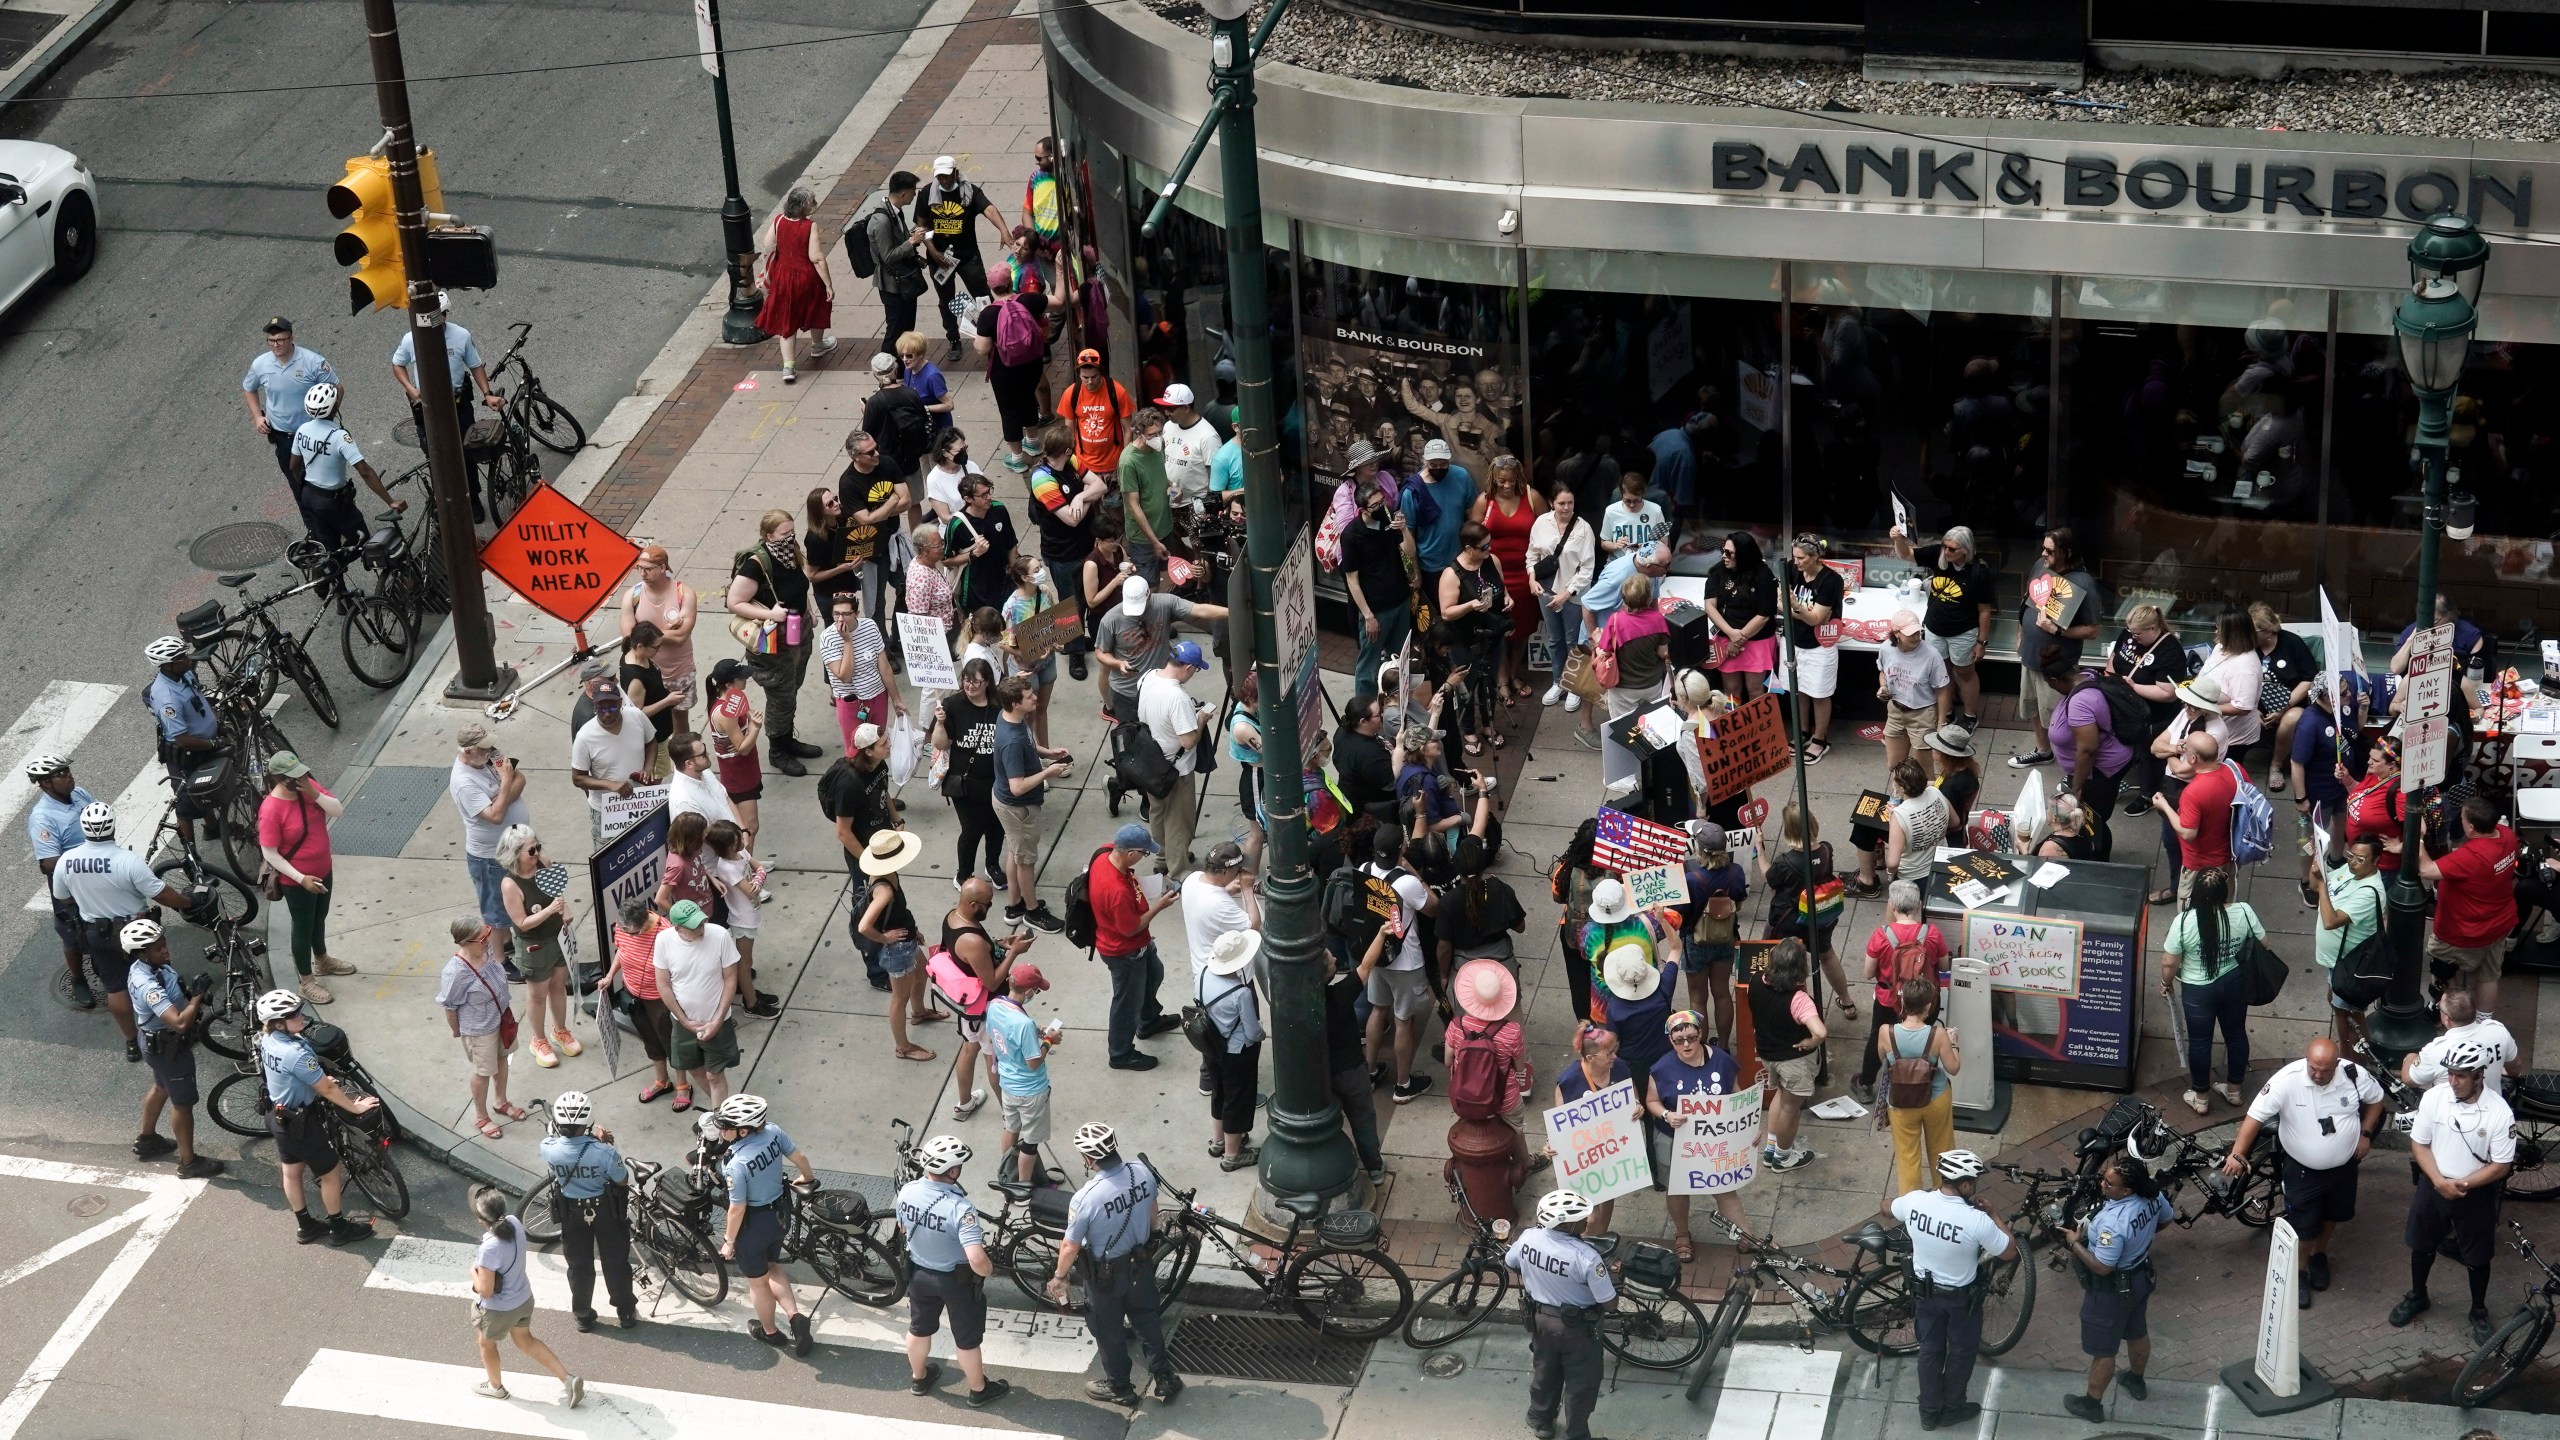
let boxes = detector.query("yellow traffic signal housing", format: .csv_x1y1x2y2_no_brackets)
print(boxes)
327,151,444,314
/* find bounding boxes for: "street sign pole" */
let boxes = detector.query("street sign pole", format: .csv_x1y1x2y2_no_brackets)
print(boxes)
698,0,767,346
2375,397,2457,1058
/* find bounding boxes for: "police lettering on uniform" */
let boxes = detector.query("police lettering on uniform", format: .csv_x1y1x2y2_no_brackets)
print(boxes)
2404,990,2519,1096
120,919,222,1180
537,1091,637,1331
2222,1036,2385,1308
895,1134,1009,1408
711,1095,819,1357
2058,1155,2173,1422
286,384,402,575
251,988,378,1246
51,796,190,1063
23,754,100,1012
1052,1122,1177,1407
1504,1189,1617,1440
1893,1150,2012,1432
2392,1041,2518,1344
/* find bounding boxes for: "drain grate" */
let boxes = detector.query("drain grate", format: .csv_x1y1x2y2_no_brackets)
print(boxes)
332,766,454,857
1164,1312,1370,1386
188,522,293,574
0,10,64,68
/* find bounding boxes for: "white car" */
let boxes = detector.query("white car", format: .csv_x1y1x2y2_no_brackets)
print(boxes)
0,139,97,317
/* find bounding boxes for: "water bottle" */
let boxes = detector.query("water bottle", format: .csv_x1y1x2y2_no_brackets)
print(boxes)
784,611,803,647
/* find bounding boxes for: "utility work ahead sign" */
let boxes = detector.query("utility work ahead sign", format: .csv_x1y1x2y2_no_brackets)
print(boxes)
478,486,642,625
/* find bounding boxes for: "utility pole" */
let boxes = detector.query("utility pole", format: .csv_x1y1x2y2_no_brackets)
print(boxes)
359,0,513,701
696,0,767,346
1143,0,1356,1203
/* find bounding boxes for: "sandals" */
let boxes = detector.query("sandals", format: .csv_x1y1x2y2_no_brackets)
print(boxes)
2267,772,2288,795
2182,1090,2211,1115
897,1044,938,1062
637,1080,674,1104
908,1008,950,1026
476,1119,505,1140
2147,888,2178,907
1491,732,1508,751
496,1102,528,1121
1802,738,1831,765
671,1085,694,1113
1465,736,1484,756
952,1093,988,1120
1672,1235,1695,1264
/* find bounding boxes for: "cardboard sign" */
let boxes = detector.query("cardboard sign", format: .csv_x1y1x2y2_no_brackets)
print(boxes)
1543,1079,1651,1204
589,803,669,962
1624,862,1688,912
1966,911,2083,998
1669,1082,1763,1195
1697,692,1792,802
898,612,958,692
478,484,642,626
601,783,669,843
1010,599,1085,668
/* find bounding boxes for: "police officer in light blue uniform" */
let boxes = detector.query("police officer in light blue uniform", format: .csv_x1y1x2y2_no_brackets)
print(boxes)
2058,1153,2173,1423
389,293,503,520
254,987,379,1245
142,636,221,848
52,799,193,1063
1506,1188,1616,1440
538,1090,637,1332
896,1133,1008,1407
1050,1121,1176,1407
242,317,337,478
288,383,406,578
712,1094,818,1355
122,918,223,1180
1893,1148,2013,1432
25,754,100,1010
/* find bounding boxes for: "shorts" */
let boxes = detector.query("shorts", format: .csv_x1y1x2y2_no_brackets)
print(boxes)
1927,630,1983,668
1031,653,1059,689
907,1264,989,1349
76,920,132,990
1682,940,1737,975
1366,965,1433,1021
465,854,511,930
1001,1087,1053,1144
2079,1267,2157,1355
2406,1174,2502,1269
517,935,563,984
728,924,761,944
459,1028,512,1077
994,799,1042,867
48,899,81,951
2280,1155,2360,1232
2426,932,2504,982
878,939,919,978
955,1008,987,1046
1884,702,1938,743
732,1203,785,1279
1762,1051,1820,1097
669,1018,741,1073
724,781,766,804
1791,643,1840,700
143,1033,200,1106
269,1104,340,1175
473,1298,536,1341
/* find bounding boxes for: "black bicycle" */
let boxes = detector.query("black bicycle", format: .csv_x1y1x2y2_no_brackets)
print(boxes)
623,1155,732,1309
381,466,451,617
2121,1104,2285,1229
2455,1220,2560,1406
1403,1180,1515,1348
189,911,275,1061
206,1011,394,1144
1585,1233,1712,1370
876,1118,1137,1315
1684,1215,1918,1402
491,321,586,456
1143,1169,1413,1341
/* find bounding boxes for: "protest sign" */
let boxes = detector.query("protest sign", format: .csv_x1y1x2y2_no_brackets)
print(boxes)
1624,863,1688,912
1697,693,1791,801
1010,599,1085,667
1543,1079,1651,1204
1966,911,2082,997
898,613,958,692
1669,1083,1763,1195
601,783,669,843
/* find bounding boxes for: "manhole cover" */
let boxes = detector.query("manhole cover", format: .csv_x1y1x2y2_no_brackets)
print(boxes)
67,1194,106,1218
393,419,421,449
1164,1312,1370,1386
1421,1352,1466,1378
188,521,293,573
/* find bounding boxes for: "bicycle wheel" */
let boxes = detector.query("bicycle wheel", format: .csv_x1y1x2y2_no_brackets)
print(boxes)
1153,1227,1202,1306
157,857,256,927
518,1177,562,1245
1844,1266,1921,1356
637,1209,728,1308
208,1070,273,1138
1975,1235,2038,1357
199,993,254,1061
1599,1289,1709,1371
2453,1304,2554,1407
1688,1280,1756,1401
2232,1155,2283,1229
805,1227,907,1308
1004,1228,1078,1311
485,448,533,525
2506,1118,2560,1201
1282,1246,1412,1341
337,1121,411,1219
279,640,340,730
1405,1260,1513,1349
519,390,587,454
342,594,419,690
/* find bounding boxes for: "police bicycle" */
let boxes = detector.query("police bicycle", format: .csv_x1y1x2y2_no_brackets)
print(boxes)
381,465,450,619
1403,1179,1517,1348
2117,1103,2286,1229
2453,1219,2560,1406
1683,1214,1922,1401
202,1013,407,1219
187,909,276,1061
1144,1167,1414,1341
661,1114,905,1310
884,1117,1103,1314
1582,1233,1711,1370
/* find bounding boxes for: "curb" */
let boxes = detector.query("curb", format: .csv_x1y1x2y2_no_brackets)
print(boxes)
0,0,139,109
385,1090,546,1196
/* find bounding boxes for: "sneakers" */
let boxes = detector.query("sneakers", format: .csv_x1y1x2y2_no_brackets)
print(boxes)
66,977,94,1010
2182,1090,2210,1115
1153,1372,1185,1404
1004,902,1027,925
1563,693,1583,714
2474,1308,2495,1344
743,996,782,1019
1541,685,1563,707
1219,1145,1260,1171
2305,1253,2331,1290
296,1213,330,1245
806,337,837,360
1023,905,1065,935
2215,1082,2243,1107
560,1376,585,1409
1087,1378,1142,1405
316,956,358,976
2008,750,2055,770
1110,1054,1160,1071
967,1379,1011,1408
790,1313,814,1357
575,1310,597,1333
552,1027,583,1057
2388,1290,2431,1326
132,1132,176,1160
617,1306,640,1329
2062,1395,2106,1423
750,1320,790,1347
1393,1075,1434,1104
1767,1147,1813,1171
1572,730,1601,751
2118,1372,2147,1400
326,1214,376,1246
299,976,334,1005
474,1381,511,1400
176,1156,226,1180
529,1036,558,1069
912,1362,944,1396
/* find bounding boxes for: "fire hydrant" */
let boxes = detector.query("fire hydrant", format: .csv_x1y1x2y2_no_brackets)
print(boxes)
1445,1115,1529,1227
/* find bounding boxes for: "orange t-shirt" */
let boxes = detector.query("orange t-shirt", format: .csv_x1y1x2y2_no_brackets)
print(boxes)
1058,379,1134,476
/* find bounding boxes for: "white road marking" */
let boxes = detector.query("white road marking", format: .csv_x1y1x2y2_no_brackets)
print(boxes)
0,682,124,839
0,1167,204,1440
284,1348,1075,1439
1703,1343,1842,1440
0,1204,148,1293
368,1236,1097,1374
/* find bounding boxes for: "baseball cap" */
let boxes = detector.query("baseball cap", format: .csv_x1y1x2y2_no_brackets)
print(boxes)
456,723,490,749
1076,348,1102,367
1008,961,1051,993
855,722,885,750
933,155,958,176
1122,575,1151,616
267,750,313,780
986,264,1012,290
1113,823,1162,854
1169,640,1205,668
1890,608,1924,636
1158,383,1196,407
1423,439,1453,461
263,316,294,335
669,900,708,929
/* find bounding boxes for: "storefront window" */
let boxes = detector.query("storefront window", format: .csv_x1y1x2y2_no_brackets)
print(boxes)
1122,158,1295,476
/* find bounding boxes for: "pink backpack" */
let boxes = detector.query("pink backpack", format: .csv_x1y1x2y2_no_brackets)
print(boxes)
992,298,1043,368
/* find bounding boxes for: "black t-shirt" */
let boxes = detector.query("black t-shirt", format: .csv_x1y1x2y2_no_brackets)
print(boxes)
2109,628,2194,723
1784,565,1846,650
620,660,672,742
2260,630,2317,709
1707,561,1773,633
830,760,893,839
733,546,810,618
806,525,853,608
2018,564,2099,673
1322,971,1365,1072
1026,464,1094,564
1914,543,1996,639
1334,727,1396,819
1935,769,1979,839
1339,518,1411,614
838,464,907,566
919,179,992,257
946,503,1019,612
938,694,1001,800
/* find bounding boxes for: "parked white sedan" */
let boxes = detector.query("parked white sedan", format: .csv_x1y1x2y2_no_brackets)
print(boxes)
0,139,97,317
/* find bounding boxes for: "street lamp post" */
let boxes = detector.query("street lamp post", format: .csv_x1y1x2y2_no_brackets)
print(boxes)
2370,214,2488,1060
1138,0,1354,1202
696,0,767,346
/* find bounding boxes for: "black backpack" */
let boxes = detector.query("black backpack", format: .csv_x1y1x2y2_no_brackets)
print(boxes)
2089,673,2154,753
841,192,890,280
870,388,934,475
1059,844,1112,951
1108,719,1179,801
1320,864,1369,936
814,756,860,822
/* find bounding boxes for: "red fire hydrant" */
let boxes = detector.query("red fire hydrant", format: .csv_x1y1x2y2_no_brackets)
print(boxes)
1445,1115,1529,1227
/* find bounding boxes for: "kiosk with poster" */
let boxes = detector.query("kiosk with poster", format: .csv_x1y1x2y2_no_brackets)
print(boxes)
1923,855,2147,1092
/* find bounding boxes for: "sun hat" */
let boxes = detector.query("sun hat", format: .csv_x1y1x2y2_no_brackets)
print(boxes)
1455,958,1518,1023
1920,724,1977,759
2174,673,2228,712
859,830,924,877
1204,930,1261,976
1345,440,1381,472
1587,878,1635,925
1603,944,1662,1002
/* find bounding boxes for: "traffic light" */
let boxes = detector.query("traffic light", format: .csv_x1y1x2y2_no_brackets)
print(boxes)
327,151,443,314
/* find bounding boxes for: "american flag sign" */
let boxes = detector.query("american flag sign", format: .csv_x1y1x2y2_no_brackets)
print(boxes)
1593,807,1690,874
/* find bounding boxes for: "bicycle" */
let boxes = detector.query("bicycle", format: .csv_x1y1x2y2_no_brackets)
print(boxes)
879,1118,1132,1315
381,465,450,616
623,1155,732,1309
205,1009,395,1143
187,911,275,1061
1584,1233,1711,1370
1403,1181,1516,1349
490,321,587,456
2454,1220,2560,1406
1144,1167,1413,1341
47,797,256,1013
1684,1215,1918,1402
2120,1102,2285,1229
2497,1072,2560,1202
1969,1160,2104,1357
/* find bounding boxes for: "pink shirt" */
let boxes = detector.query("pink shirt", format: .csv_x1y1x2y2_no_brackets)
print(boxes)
905,560,955,624
258,786,335,879
1445,1014,1530,1112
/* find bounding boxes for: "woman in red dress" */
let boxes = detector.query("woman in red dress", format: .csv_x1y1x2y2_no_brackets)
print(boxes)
755,186,836,384
1471,454,1544,706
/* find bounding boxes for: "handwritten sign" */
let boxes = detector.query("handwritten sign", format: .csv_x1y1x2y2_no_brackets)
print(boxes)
1624,863,1688,912
1697,692,1791,802
1010,599,1085,668
601,783,669,843
898,612,958,692
1543,1079,1651,1204
1965,912,2083,998
1669,1083,1763,1195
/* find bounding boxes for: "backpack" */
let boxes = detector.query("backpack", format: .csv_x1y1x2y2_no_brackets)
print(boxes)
1322,864,1370,936
1886,1026,1941,1110
872,388,934,475
1447,1018,1507,1120
1778,842,1843,936
1884,921,1935,991
814,755,860,822
842,191,891,280
991,296,1043,367
2088,673,2154,753
1109,718,1179,801
1059,844,1112,951
2225,759,2277,866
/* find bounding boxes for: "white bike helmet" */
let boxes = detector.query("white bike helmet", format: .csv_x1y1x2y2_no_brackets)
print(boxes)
255,988,304,1023
143,636,190,664
118,918,162,953
916,1134,973,1173
23,753,67,780
2442,1040,2499,1074
78,802,115,839
1071,1122,1119,1160
303,382,341,418
1534,1189,1595,1227
1937,1149,1988,1183
551,1091,594,1127
712,1094,768,1128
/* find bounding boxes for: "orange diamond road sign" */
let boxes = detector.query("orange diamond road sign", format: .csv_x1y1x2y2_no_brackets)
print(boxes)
477,486,641,626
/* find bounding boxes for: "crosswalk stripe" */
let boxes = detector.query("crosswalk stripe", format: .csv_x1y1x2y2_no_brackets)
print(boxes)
23,758,172,913
1703,1343,1842,1440
284,1347,1071,1439
0,683,124,839
367,1235,1098,1374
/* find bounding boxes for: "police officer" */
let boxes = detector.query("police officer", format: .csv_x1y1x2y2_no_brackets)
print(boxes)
1505,1188,1614,1440
2394,1040,2516,1345
51,801,194,1063
288,382,406,582
711,1094,818,1356
388,292,503,522
143,636,222,850
538,1090,637,1332
25,754,100,1010
241,317,338,479
255,988,379,1245
122,919,224,1180
1049,1122,1178,1407
1894,1149,2012,1432
2220,1035,2385,1309
2058,1153,2172,1422
895,1134,1009,1408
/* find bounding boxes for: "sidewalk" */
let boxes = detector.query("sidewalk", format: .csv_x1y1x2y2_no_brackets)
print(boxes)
0,0,132,108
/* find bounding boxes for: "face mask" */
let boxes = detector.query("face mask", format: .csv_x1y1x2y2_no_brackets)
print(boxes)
952,448,970,467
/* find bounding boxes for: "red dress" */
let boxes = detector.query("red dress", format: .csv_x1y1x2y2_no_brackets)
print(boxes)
1483,492,1538,644
756,215,831,336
